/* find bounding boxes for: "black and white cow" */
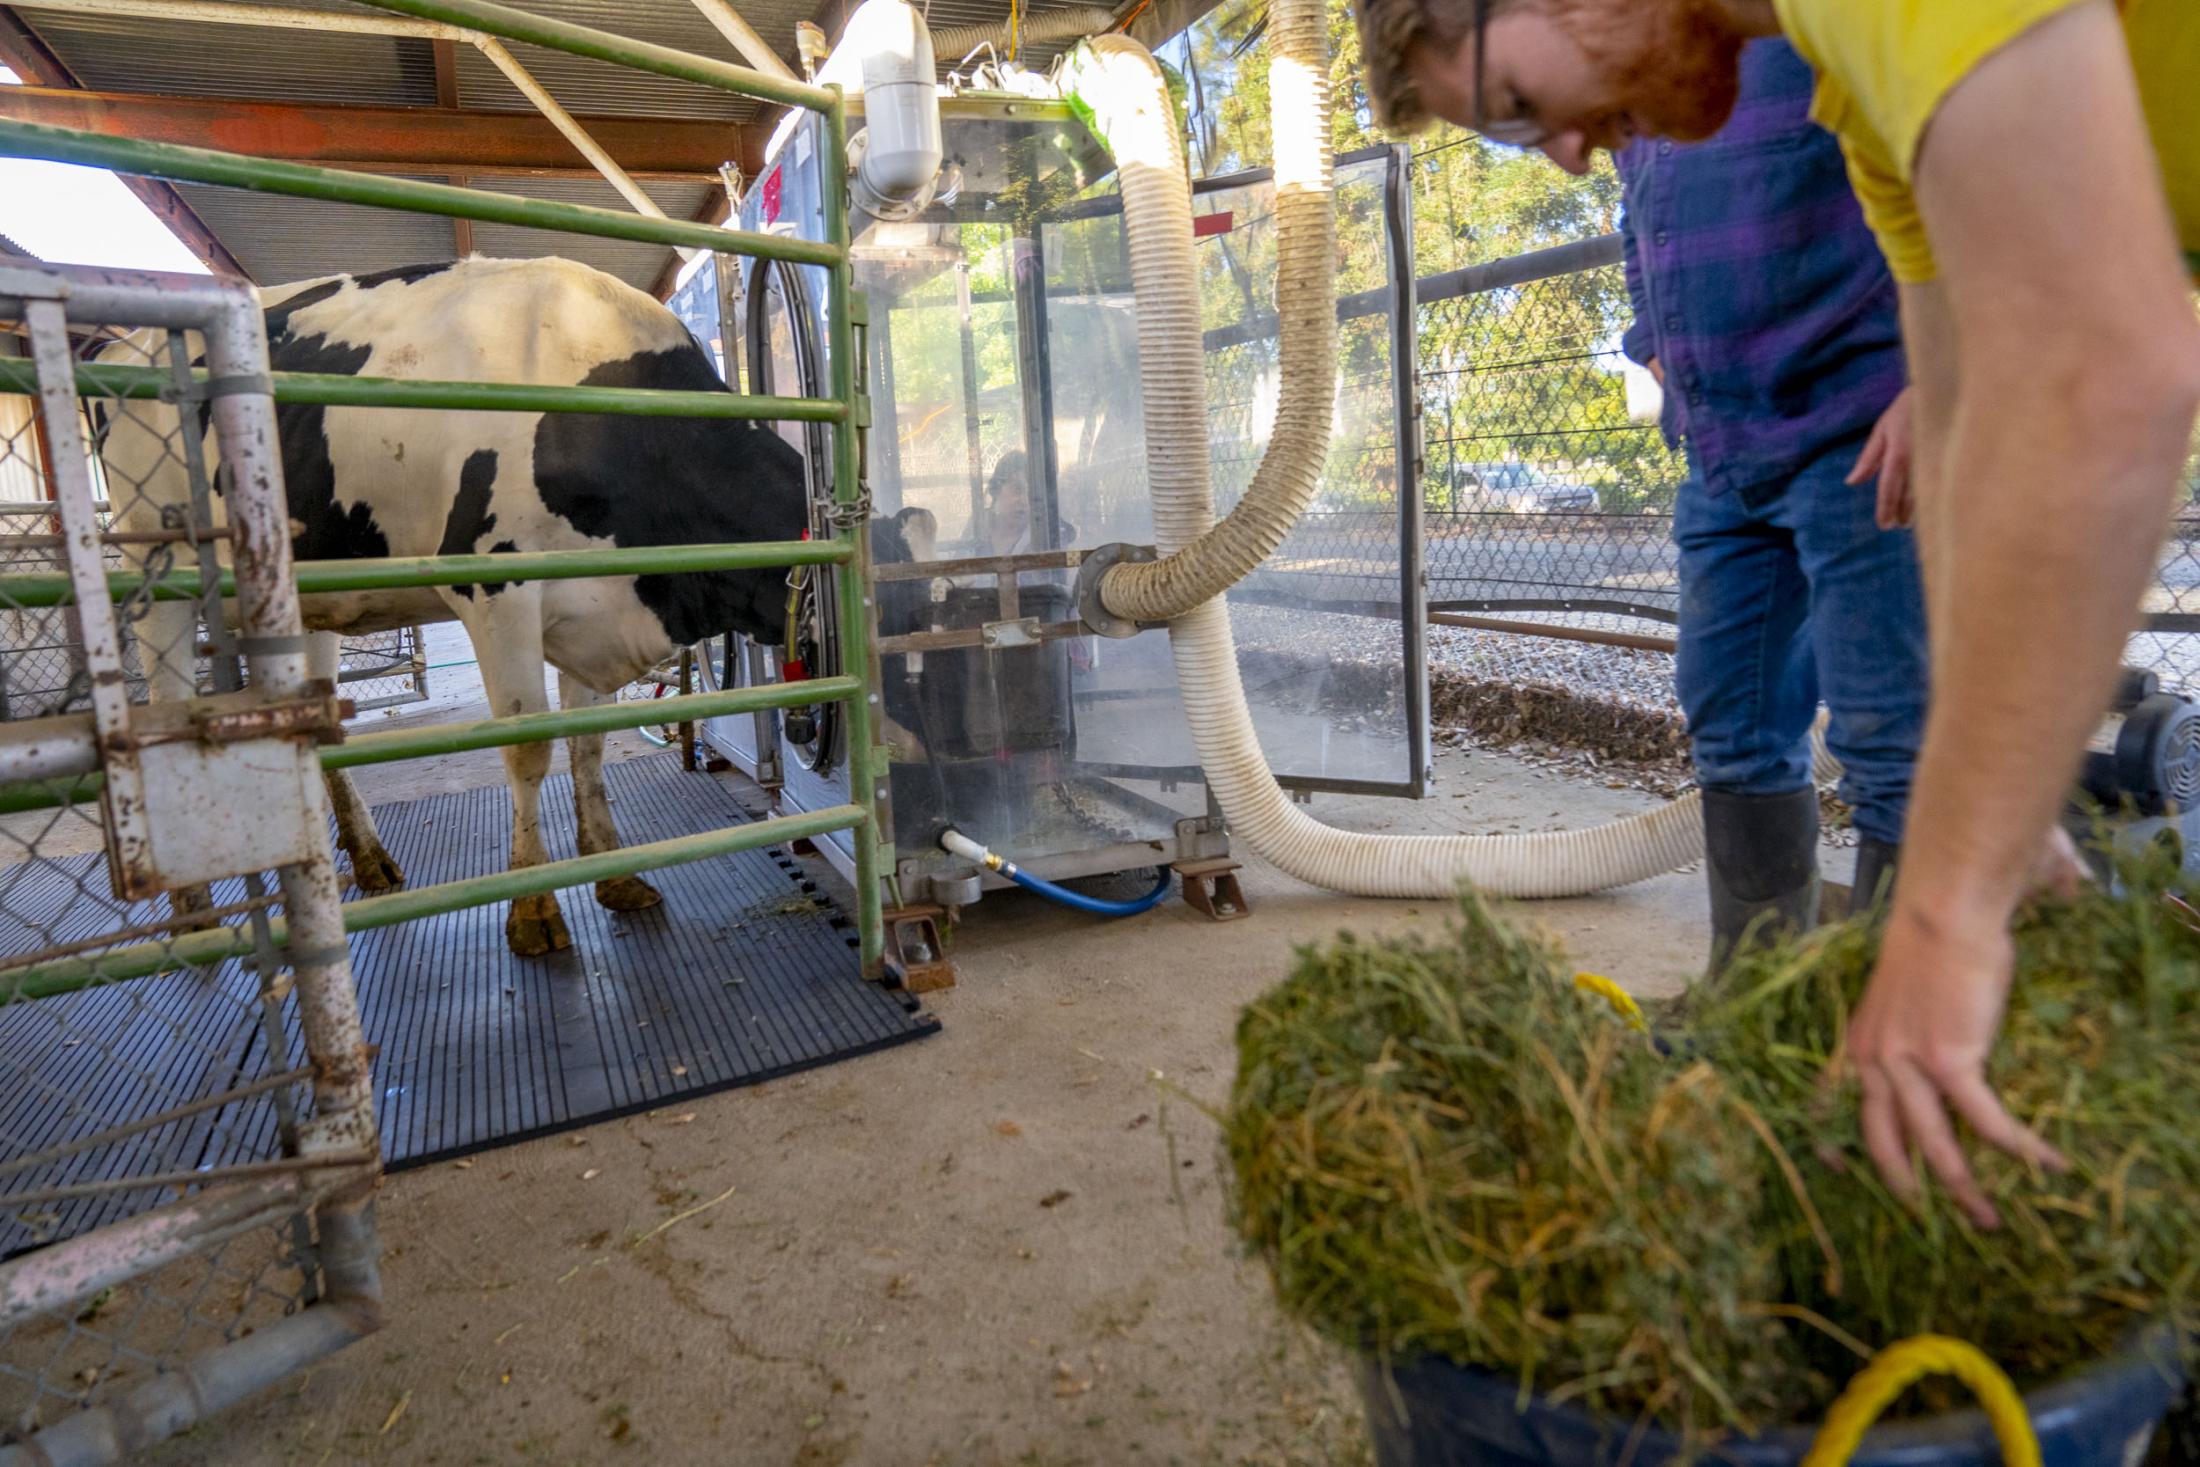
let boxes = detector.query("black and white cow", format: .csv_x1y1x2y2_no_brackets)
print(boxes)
102,255,908,958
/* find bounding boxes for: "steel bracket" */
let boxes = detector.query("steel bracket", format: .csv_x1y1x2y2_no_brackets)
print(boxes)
1174,858,1249,921
882,903,956,993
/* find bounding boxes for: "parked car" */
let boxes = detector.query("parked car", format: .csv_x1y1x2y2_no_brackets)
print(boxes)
1446,460,1599,514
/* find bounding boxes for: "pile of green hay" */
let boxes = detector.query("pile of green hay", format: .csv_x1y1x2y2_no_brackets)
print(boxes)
1224,861,2200,1437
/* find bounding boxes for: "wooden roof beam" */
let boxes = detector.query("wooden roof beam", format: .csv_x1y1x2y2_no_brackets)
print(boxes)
0,84,767,180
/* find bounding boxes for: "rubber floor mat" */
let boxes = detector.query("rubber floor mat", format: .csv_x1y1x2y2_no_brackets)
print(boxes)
0,754,938,1255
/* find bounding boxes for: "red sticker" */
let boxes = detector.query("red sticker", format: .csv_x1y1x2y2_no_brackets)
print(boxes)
1192,211,1235,238
762,166,784,225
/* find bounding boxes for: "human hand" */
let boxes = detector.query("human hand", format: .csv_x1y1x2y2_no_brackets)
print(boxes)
1847,386,1916,529
2028,824,2087,900
1833,895,2069,1229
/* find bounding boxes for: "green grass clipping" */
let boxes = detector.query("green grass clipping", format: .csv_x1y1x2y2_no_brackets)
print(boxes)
1224,857,2199,1439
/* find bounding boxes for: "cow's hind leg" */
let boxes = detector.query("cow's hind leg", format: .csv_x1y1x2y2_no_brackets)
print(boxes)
470,594,570,956
559,672,661,913
311,633,404,893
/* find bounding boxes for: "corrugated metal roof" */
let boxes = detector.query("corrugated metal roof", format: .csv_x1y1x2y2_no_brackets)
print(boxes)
168,175,709,292
172,179,459,283
22,9,439,106
450,0,807,118
465,176,712,292
12,0,1133,287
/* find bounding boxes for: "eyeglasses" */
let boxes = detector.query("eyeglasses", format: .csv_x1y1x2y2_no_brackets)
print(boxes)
1470,0,1552,146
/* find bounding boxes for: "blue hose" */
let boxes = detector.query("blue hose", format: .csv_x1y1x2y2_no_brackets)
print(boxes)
940,827,1173,917
1004,864,1173,917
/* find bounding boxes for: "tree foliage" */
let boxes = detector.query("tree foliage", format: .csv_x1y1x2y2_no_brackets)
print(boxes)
1167,0,1685,514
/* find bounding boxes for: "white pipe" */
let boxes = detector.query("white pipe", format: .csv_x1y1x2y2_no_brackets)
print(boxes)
1085,27,1720,899
688,0,802,83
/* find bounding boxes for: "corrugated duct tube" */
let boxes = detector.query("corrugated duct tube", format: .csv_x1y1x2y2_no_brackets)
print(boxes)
1069,21,1842,898
929,6,1116,60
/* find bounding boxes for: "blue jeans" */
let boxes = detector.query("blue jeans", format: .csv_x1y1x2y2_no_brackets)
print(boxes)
1673,433,1929,846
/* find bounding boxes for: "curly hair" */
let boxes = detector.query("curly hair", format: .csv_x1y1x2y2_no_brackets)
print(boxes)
1351,0,1485,133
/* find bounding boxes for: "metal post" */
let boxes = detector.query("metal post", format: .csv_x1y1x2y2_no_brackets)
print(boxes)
1008,227,1064,548
1386,143,1432,797
821,93,886,978
955,261,988,540
678,643,696,771
202,289,377,1159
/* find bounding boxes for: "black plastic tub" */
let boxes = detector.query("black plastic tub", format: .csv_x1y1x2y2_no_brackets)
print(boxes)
1357,1334,2183,1467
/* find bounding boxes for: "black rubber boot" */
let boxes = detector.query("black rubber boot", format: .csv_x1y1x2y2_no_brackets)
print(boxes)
1702,787,1822,973
1850,837,1900,917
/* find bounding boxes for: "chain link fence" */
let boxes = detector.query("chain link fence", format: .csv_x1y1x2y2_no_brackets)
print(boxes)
0,266,381,1461
1403,236,2200,740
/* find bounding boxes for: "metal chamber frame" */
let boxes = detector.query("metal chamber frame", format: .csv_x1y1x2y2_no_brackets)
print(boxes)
0,1,886,1458
701,125,1434,906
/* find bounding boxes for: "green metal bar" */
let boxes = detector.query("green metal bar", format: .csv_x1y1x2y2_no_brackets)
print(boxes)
1,803,866,1003
0,781,86,816
0,775,99,817
0,358,846,424
324,677,861,769
0,540,850,607
0,121,844,267
820,94,888,979
0,676,863,812
354,0,837,113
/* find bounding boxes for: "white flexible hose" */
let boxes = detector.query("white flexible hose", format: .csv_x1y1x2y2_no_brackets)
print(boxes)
1082,21,1337,626
1075,22,1854,898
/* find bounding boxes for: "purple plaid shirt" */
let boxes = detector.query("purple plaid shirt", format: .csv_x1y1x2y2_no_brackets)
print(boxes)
1616,39,1907,499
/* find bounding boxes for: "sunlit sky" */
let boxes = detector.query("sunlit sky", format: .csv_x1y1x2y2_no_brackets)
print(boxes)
0,65,209,273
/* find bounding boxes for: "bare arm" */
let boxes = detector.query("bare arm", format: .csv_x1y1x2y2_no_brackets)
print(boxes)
1843,0,2200,1225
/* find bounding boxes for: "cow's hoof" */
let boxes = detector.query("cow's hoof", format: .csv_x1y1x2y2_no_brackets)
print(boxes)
506,895,572,957
595,875,662,912
167,885,218,935
349,843,405,895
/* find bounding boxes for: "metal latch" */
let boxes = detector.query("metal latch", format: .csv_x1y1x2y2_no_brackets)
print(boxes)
120,683,355,752
981,617,1043,649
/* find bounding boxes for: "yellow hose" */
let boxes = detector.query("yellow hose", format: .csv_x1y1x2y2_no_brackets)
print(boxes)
1804,1335,2041,1467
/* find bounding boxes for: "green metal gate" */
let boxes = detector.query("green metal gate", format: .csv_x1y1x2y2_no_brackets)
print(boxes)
0,0,890,981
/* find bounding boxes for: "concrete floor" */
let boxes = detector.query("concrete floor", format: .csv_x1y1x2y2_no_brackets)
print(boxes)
116,698,1757,1467
58,629,1869,1467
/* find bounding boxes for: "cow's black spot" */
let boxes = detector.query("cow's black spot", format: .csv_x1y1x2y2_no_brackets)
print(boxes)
259,283,387,562
349,262,455,291
531,344,811,646
482,540,518,598
439,448,500,601
262,281,343,346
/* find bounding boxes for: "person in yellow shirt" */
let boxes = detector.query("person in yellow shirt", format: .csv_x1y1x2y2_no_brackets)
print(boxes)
1348,0,2200,1230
